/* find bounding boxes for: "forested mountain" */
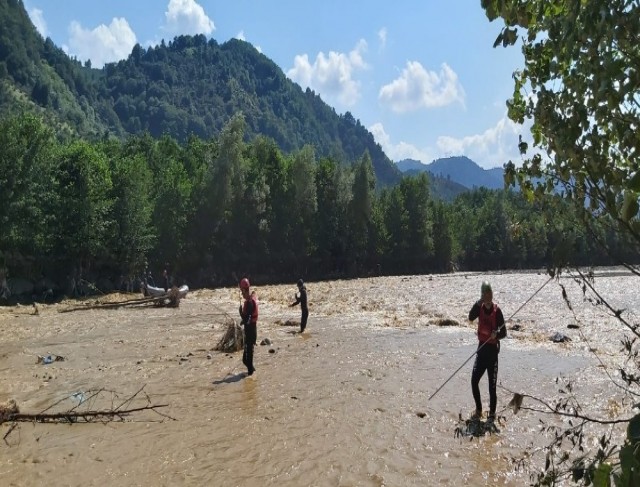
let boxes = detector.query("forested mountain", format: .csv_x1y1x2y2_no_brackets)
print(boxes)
397,156,504,189
396,159,427,173
1,0,634,299
396,158,470,201
0,0,400,185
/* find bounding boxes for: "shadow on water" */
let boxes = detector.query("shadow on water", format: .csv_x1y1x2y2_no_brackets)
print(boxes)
212,372,246,385
455,417,501,438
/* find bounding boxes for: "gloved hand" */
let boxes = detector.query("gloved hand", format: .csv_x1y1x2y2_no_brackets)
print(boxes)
491,330,498,339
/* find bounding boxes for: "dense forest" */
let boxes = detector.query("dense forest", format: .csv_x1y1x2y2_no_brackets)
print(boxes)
0,0,399,186
0,112,634,299
0,0,636,300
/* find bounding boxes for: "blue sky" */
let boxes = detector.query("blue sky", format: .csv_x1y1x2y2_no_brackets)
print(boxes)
24,0,528,169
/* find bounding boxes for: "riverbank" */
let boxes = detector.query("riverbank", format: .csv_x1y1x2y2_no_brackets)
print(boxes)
0,270,634,485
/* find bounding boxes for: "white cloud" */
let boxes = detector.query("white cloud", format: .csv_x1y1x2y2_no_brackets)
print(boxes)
378,27,387,49
68,18,137,68
164,0,214,35
369,122,433,163
287,40,368,107
379,61,465,113
435,112,530,169
28,8,48,38
370,114,531,169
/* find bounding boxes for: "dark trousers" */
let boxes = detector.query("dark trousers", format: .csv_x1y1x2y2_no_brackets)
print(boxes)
471,344,499,416
300,308,309,332
243,323,257,373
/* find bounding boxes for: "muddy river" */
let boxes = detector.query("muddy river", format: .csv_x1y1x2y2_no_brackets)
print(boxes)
0,269,636,486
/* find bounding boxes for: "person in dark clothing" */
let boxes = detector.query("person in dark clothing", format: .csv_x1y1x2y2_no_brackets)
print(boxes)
290,279,309,333
162,263,171,292
239,278,258,376
468,281,506,423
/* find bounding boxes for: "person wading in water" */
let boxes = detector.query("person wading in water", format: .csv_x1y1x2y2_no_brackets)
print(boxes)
239,278,258,376
468,281,506,423
289,279,308,333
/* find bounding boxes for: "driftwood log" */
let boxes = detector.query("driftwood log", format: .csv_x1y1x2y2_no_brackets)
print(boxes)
59,288,182,313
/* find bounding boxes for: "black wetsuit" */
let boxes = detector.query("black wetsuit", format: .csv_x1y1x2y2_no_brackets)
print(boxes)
240,298,257,375
292,286,308,332
469,301,506,418
163,268,171,292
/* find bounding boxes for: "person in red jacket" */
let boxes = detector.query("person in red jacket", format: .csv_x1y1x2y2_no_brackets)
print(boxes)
239,278,258,376
468,281,506,423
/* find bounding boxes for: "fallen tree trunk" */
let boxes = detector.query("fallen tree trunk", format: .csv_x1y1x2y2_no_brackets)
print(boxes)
59,294,177,313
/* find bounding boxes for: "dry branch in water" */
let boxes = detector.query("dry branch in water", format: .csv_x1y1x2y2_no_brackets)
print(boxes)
1,386,173,443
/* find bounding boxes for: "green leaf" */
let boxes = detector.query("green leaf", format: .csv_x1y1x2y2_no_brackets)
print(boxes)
503,27,518,46
628,414,640,442
616,440,640,487
481,0,498,21
593,463,612,487
621,192,639,222
629,171,640,192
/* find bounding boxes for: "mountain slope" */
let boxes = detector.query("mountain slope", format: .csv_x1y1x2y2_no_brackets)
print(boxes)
396,158,469,201
0,0,400,185
397,156,505,190
426,156,504,189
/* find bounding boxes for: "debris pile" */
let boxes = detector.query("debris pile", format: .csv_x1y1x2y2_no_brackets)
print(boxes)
215,319,244,353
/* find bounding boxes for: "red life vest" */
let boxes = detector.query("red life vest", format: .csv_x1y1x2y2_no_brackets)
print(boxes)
243,297,258,325
477,303,498,345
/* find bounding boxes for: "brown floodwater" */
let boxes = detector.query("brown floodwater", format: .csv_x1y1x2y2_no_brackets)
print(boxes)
0,269,636,486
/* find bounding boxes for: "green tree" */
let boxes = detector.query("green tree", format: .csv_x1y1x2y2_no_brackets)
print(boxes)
290,145,318,273
348,152,375,272
431,200,452,272
0,114,55,276
51,140,113,274
109,152,155,277
381,185,409,271
315,157,351,274
253,136,292,274
399,173,433,271
152,156,192,270
483,0,640,245
483,0,640,483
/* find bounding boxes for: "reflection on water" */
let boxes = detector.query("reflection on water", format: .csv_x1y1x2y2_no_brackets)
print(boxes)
0,269,635,485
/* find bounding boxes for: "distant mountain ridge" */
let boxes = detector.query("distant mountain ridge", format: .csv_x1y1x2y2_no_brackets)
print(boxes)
397,156,505,191
0,0,400,185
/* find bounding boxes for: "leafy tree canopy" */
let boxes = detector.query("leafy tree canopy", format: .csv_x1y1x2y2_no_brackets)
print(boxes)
483,0,640,240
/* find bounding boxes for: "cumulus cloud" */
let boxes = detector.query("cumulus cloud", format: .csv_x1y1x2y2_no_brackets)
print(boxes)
435,112,530,169
370,114,531,169
68,18,137,68
287,39,368,107
379,61,465,113
164,0,214,35
378,27,387,49
28,8,48,38
369,122,433,163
